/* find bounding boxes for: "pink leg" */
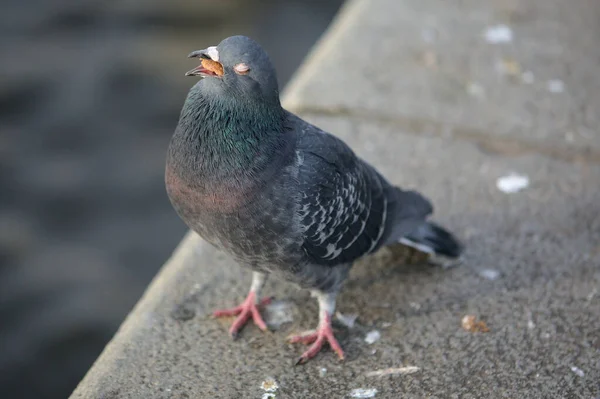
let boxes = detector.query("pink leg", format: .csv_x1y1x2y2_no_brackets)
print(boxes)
289,313,345,364
213,272,271,338
288,291,345,364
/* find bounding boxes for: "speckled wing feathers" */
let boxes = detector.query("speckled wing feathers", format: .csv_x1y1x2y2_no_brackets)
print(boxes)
296,126,389,266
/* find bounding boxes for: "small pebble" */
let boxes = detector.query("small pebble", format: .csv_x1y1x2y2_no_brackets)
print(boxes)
478,269,501,281
319,367,327,377
462,315,490,333
364,330,381,344
496,173,529,193
484,24,513,44
261,378,279,393
350,388,378,398
570,366,584,377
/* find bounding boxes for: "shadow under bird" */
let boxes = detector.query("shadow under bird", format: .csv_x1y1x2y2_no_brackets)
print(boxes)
165,35,462,364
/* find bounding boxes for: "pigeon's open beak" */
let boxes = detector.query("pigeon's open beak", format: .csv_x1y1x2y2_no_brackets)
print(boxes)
185,46,224,78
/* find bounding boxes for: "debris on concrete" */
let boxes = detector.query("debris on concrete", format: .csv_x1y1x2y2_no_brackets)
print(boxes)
336,312,358,328
261,378,279,393
319,367,327,377
366,366,420,377
365,330,381,344
263,301,294,329
483,24,513,44
547,79,565,93
570,366,585,377
262,394,276,399
478,268,501,281
461,315,490,333
170,302,196,322
521,71,535,84
381,322,392,328
587,288,597,302
496,173,530,193
350,388,378,398
526,311,535,329
409,302,421,311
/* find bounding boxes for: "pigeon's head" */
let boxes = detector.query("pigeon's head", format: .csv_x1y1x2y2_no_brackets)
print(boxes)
185,35,280,105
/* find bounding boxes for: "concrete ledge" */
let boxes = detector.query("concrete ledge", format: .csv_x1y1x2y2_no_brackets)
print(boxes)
285,0,600,156
71,0,600,398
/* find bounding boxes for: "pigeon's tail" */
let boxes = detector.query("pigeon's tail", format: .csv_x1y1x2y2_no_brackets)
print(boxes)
399,221,462,259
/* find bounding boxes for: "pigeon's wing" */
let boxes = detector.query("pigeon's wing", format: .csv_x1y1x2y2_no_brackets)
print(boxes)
296,126,391,266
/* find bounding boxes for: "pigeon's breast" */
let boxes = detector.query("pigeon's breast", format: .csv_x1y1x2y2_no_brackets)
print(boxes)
165,164,247,214
165,163,304,269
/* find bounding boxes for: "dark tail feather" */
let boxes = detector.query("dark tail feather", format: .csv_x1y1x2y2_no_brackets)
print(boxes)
400,221,463,258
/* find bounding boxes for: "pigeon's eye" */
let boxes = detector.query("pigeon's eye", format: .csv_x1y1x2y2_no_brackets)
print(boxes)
234,63,250,75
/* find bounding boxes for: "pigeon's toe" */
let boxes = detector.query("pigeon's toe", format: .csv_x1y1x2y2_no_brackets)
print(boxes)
213,293,272,337
290,314,344,364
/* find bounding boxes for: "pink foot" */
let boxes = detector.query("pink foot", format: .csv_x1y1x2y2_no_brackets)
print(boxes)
288,313,345,364
213,292,272,338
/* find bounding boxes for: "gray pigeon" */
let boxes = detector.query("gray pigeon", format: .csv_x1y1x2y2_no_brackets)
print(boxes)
165,35,462,364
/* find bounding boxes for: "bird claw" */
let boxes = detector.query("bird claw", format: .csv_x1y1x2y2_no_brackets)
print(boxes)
289,313,345,364
213,293,272,337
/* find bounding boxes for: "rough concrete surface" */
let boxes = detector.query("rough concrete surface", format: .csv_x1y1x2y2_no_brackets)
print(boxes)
71,0,600,398
286,0,600,157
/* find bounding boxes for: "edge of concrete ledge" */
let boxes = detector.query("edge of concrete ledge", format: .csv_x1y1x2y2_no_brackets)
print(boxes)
282,0,364,110
69,231,201,397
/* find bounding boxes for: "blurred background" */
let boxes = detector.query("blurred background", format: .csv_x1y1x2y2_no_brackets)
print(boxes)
0,1,343,397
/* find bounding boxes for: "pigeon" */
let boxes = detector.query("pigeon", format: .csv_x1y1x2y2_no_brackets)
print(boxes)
165,35,462,364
